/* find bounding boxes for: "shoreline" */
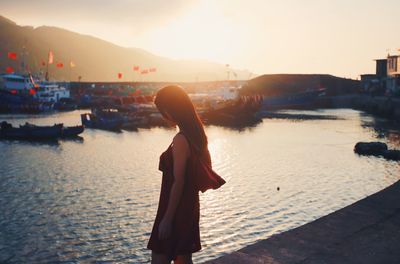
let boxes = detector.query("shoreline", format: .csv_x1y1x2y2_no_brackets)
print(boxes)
203,180,400,263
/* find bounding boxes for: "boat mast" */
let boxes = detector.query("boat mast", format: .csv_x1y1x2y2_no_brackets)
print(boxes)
45,49,50,81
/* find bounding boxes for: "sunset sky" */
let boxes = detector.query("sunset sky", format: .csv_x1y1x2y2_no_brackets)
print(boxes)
1,0,399,78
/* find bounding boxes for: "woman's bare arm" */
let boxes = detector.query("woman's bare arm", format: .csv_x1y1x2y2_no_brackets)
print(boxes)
158,133,190,240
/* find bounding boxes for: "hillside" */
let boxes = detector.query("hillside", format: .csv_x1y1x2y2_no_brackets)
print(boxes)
0,15,251,82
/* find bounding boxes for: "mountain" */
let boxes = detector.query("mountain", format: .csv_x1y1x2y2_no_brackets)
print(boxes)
0,15,252,82
240,74,360,96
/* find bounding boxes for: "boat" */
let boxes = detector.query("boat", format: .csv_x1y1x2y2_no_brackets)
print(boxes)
0,74,44,112
200,95,263,127
54,98,78,111
0,122,84,140
35,81,71,106
0,122,63,140
81,110,123,131
61,125,84,137
0,73,73,112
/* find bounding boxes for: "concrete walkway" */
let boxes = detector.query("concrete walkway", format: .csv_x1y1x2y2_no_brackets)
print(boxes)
204,180,400,264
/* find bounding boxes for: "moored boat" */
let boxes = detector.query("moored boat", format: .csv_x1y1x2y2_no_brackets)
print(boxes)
0,122,84,140
61,125,84,137
81,112,123,131
0,122,63,140
200,95,263,127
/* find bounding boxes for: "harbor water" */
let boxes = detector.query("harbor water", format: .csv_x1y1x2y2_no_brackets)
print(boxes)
1,109,400,263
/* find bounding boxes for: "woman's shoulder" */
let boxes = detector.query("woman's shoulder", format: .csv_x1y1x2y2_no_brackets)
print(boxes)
172,132,191,156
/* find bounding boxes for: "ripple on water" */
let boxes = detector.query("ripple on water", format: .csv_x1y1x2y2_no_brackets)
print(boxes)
1,110,400,263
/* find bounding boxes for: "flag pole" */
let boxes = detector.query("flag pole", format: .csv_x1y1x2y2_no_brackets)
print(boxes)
69,59,72,82
46,49,50,81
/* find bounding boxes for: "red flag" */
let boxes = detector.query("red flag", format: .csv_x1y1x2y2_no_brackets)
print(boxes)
118,72,123,79
48,51,54,64
10,89,17,94
56,62,64,68
8,52,17,60
41,61,46,66
29,89,36,95
6,66,14,73
133,66,140,71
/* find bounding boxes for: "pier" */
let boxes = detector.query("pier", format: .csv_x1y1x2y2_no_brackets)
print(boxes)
204,180,400,264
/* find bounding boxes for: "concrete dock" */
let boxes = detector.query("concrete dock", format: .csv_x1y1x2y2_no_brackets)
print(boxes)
204,180,400,264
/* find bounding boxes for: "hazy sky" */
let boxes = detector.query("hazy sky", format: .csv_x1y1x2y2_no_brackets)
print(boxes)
1,0,399,78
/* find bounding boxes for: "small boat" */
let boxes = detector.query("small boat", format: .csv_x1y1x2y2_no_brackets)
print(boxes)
54,98,78,111
200,95,263,127
0,122,84,140
61,125,84,137
0,122,63,140
81,112,123,131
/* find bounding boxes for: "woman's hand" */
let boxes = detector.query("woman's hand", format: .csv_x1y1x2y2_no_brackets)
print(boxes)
158,216,172,240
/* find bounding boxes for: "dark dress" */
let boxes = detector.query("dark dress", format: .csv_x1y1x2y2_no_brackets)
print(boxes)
147,132,225,260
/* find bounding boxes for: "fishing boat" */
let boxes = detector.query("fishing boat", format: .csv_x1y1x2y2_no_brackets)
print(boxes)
0,74,44,112
61,125,84,137
54,98,78,111
0,73,73,112
200,95,263,127
0,122,63,140
81,109,123,131
0,122,84,140
35,81,71,105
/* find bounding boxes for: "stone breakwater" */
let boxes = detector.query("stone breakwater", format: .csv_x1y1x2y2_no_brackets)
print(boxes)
203,180,400,264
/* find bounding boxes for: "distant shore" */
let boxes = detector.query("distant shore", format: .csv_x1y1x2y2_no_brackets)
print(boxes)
204,180,400,264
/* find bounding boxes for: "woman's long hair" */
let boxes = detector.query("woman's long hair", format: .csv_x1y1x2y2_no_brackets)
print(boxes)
154,85,208,154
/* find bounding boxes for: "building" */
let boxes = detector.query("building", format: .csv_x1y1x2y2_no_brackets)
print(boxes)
387,55,400,94
360,74,380,93
376,59,387,78
361,53,400,96
360,59,387,95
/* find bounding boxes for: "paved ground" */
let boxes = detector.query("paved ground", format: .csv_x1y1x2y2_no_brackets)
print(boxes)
204,180,400,264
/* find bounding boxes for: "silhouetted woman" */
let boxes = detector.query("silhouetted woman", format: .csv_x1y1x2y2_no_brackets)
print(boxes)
147,85,225,264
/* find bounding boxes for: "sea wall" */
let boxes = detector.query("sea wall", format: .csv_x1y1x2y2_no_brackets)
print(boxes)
315,95,400,121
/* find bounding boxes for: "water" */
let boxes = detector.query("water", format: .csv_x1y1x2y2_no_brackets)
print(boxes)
0,109,399,263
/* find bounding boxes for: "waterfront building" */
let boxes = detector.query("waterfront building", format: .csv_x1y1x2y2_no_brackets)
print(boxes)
376,59,388,78
360,54,400,96
387,55,400,94
360,59,387,95
360,74,380,94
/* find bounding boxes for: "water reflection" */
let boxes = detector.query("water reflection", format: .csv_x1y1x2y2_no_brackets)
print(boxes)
0,109,399,263
359,112,400,148
0,138,61,147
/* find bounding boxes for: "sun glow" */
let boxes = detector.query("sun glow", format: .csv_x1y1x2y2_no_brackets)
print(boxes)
140,1,245,63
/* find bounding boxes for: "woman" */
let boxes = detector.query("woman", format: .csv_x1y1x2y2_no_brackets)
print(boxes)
148,85,225,264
